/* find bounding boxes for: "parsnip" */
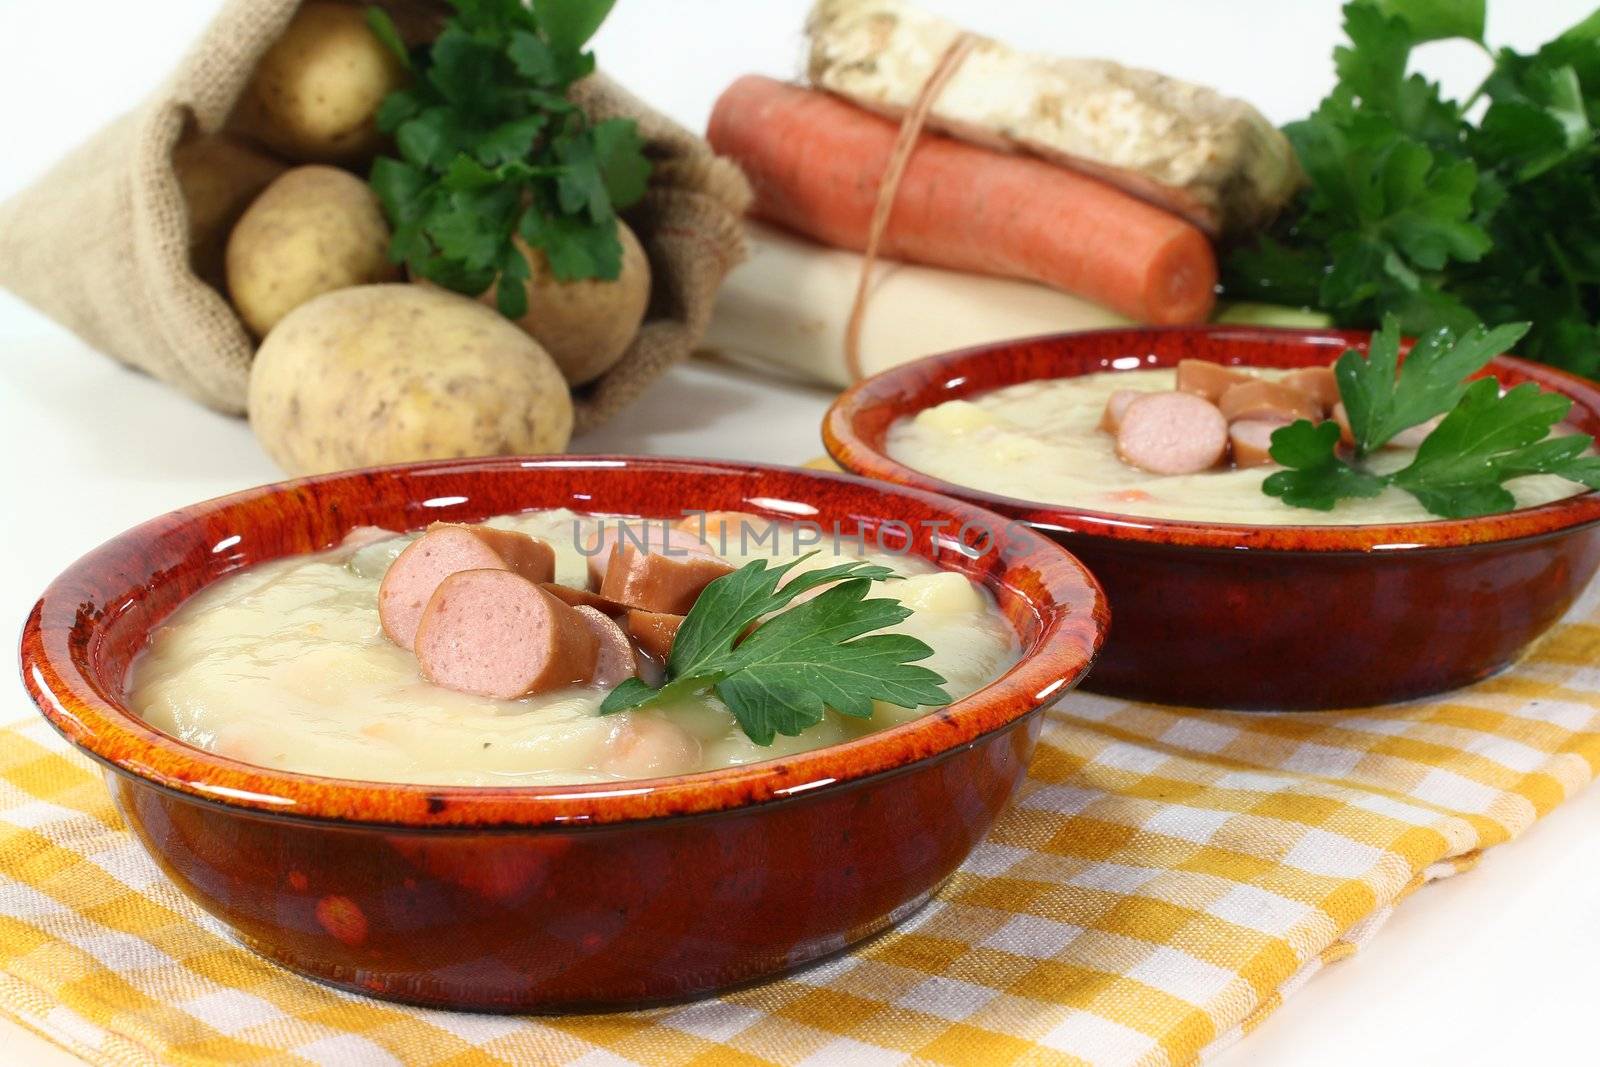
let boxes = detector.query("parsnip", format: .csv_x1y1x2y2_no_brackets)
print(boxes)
805,0,1300,236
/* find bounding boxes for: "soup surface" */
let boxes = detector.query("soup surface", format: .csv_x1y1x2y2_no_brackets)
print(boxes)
129,509,1017,786
886,368,1588,524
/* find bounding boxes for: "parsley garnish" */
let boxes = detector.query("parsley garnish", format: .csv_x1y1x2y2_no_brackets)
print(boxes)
599,556,951,746
1337,316,1530,454
364,0,651,319
1223,0,1600,376
1262,420,1388,511
1263,315,1600,517
1391,379,1600,517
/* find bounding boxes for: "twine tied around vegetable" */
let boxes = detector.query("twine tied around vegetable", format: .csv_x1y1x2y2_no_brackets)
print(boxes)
843,32,976,383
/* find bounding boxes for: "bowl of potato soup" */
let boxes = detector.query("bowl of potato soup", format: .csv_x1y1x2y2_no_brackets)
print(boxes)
824,327,1600,709
19,456,1104,1010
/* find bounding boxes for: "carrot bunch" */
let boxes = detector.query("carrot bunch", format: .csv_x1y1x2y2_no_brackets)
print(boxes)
706,75,1219,325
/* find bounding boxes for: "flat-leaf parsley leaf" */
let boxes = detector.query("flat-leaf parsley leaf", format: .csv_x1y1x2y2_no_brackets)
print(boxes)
599,555,950,746
1264,314,1600,517
366,0,650,319
1223,0,1600,376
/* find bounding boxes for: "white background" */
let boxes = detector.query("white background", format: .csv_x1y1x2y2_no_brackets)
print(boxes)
3,2,1600,1064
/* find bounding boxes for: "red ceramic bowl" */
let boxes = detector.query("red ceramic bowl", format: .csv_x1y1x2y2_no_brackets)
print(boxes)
20,456,1104,1011
824,326,1600,709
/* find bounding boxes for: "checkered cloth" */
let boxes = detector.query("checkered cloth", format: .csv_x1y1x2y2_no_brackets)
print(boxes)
5,579,1599,1067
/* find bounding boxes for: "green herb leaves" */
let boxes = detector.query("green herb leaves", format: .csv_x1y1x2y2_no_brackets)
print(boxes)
707,582,950,745
1336,317,1528,454
599,556,951,746
1392,379,1600,516
1264,316,1600,517
1263,420,1388,510
1223,0,1600,376
1374,0,1484,45
365,1,649,319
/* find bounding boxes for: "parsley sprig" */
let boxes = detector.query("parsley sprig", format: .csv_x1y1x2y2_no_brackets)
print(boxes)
1336,316,1531,454
365,0,651,319
1263,316,1600,517
599,556,951,746
1223,0,1600,376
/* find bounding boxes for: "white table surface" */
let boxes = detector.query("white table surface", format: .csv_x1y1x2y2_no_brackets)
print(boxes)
4,2,1599,1064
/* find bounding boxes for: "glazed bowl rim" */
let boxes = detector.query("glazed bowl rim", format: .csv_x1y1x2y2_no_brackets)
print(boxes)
19,455,1107,829
823,324,1600,552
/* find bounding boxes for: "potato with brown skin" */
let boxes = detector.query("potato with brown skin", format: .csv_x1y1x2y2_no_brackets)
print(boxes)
231,2,406,163
478,221,652,386
248,284,574,475
227,165,400,337
172,134,287,288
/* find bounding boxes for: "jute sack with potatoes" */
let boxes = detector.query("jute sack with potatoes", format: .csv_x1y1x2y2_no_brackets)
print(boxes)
0,0,750,435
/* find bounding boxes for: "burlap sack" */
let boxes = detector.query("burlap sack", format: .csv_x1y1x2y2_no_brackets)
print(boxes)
0,0,751,434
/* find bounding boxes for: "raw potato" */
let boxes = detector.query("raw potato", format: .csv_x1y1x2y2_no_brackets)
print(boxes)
226,165,399,337
479,221,651,386
172,133,287,288
249,284,574,475
231,1,407,163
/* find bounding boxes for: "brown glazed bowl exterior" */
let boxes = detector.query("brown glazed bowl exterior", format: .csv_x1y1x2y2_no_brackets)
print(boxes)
19,457,1105,1011
824,326,1600,709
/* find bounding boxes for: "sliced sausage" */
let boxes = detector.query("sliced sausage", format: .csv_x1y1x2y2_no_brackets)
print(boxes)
675,510,764,553
1218,380,1322,424
601,716,702,778
1098,389,1142,434
636,655,665,688
1332,402,1356,447
1176,358,1255,402
540,582,628,616
1280,366,1340,412
1115,391,1229,475
1388,414,1444,449
573,606,640,689
414,571,599,700
379,524,557,649
626,610,684,663
468,526,556,581
1229,419,1290,468
1329,404,1439,449
586,521,712,587
599,543,736,615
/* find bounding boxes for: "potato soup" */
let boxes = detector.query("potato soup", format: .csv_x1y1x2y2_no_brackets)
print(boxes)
886,369,1588,525
129,509,1017,787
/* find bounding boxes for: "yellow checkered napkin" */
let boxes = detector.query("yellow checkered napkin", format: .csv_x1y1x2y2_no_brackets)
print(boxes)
5,582,1600,1067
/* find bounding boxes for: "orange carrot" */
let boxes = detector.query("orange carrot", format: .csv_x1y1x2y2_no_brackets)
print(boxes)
707,76,1218,325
